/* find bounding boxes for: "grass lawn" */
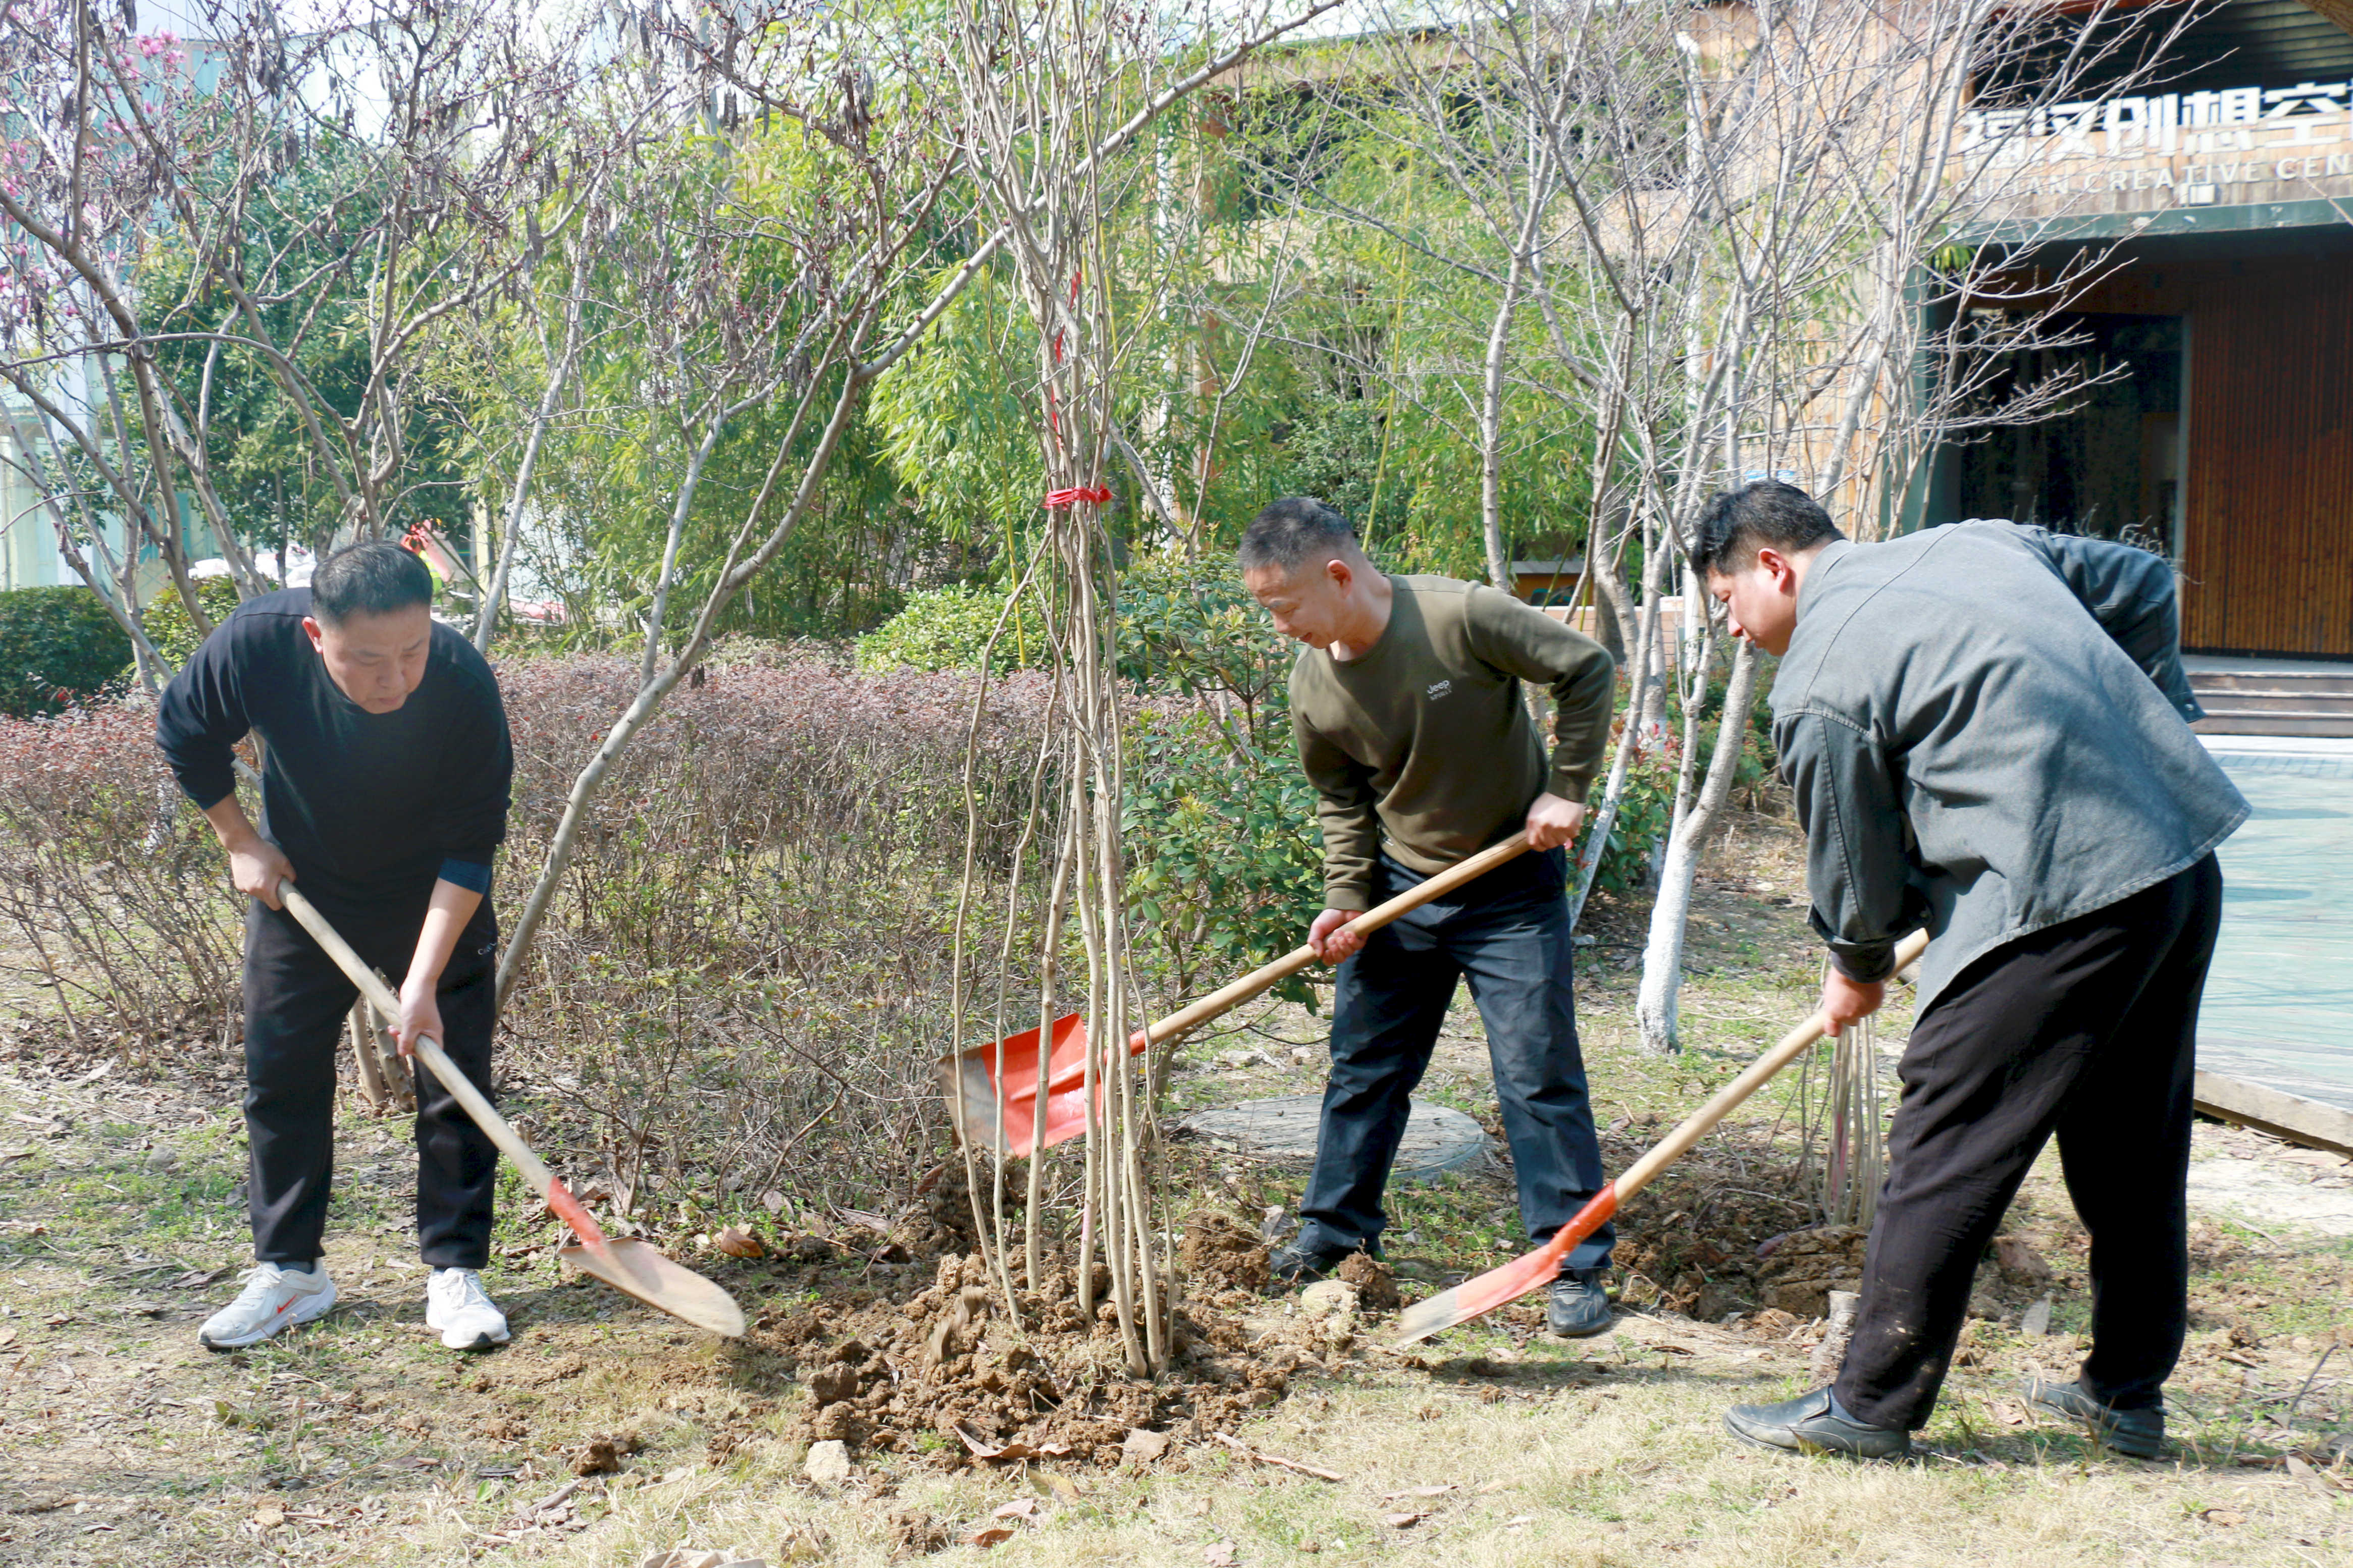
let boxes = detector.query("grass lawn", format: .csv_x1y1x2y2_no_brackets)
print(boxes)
1,815,2348,1566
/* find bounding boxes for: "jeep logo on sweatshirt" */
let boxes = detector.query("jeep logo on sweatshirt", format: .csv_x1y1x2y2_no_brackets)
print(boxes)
1426,680,1452,700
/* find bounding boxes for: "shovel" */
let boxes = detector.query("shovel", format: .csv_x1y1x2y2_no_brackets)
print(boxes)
1392,925,1931,1347
273,880,747,1339
942,835,1534,1155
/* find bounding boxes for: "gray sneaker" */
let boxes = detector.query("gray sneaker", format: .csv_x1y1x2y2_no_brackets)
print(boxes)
1546,1267,1614,1337
199,1262,337,1350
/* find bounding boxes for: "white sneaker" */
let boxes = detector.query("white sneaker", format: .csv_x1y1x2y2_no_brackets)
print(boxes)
199,1262,337,1349
426,1267,510,1350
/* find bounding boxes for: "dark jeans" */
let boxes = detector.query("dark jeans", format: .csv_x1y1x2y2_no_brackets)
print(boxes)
1297,846,1614,1271
242,888,500,1270
1835,854,2223,1430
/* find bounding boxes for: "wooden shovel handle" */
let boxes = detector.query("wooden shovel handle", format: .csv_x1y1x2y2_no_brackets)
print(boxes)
273,880,608,1248
1390,925,1932,1345
1130,834,1535,1052
1613,925,1928,1200
1555,928,1929,1259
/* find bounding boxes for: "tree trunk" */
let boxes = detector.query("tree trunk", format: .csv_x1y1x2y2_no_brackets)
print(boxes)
1636,639,1760,1053
1479,258,1525,591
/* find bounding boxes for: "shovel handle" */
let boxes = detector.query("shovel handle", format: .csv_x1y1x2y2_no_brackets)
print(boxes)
273,880,609,1249
1527,928,1931,1270
1391,925,1931,1345
1130,834,1535,1052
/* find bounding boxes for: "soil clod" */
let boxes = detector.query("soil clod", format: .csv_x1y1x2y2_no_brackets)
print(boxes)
1179,1213,1268,1295
1338,1251,1401,1312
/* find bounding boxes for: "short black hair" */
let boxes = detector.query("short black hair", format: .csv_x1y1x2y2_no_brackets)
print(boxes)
310,541,433,624
1689,480,1844,577
1237,496,1358,574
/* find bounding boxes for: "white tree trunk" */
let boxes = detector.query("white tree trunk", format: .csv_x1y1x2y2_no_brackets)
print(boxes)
1636,639,1761,1054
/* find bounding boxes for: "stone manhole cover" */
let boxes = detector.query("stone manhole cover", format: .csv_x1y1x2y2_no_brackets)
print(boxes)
1172,1095,1492,1183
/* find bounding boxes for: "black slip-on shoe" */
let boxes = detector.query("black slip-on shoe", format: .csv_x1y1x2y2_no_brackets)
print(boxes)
1546,1267,1614,1338
1266,1239,1374,1289
1724,1387,1912,1459
2023,1375,2165,1459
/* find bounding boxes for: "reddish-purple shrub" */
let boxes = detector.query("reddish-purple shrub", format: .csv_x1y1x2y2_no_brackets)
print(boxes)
0,702,242,1045
0,641,1059,1213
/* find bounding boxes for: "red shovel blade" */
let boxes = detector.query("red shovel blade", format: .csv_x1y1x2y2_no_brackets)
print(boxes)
1391,1186,1620,1346
940,1012,1103,1155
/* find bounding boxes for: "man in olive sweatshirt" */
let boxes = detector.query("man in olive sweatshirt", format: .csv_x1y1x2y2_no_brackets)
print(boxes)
1239,496,1620,1337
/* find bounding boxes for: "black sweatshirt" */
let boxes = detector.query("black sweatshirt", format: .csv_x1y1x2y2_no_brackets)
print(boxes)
155,589,513,904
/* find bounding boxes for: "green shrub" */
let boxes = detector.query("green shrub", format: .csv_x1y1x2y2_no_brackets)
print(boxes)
1576,733,1680,901
853,582,1044,675
141,577,242,670
1116,555,1293,749
0,586,133,717
1123,704,1325,1006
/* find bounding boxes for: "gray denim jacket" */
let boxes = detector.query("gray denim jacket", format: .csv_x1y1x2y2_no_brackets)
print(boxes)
1771,521,2249,1010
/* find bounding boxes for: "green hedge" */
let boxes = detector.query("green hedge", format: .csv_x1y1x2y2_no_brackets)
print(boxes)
853,582,1044,676
143,577,242,670
0,586,134,718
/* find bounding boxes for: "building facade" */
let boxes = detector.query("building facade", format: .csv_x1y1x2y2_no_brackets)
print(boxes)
1925,0,2353,657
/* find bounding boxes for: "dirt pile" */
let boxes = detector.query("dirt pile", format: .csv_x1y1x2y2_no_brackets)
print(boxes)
1337,1251,1400,1311
1594,1124,1821,1321
758,1246,1308,1467
1753,1226,1870,1317
1177,1212,1269,1297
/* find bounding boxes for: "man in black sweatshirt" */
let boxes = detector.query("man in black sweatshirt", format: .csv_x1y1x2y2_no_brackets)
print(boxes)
156,543,516,1351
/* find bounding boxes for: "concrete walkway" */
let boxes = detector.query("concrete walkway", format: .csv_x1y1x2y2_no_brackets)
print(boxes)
2199,735,2353,1116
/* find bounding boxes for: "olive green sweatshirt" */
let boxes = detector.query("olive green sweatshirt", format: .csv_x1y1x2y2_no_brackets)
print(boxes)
1290,575,1616,912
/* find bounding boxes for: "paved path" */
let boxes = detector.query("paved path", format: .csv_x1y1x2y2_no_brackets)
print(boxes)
1173,1095,1492,1181
2201,736,2353,1115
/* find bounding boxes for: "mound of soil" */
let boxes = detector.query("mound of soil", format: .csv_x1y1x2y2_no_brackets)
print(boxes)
1337,1251,1400,1312
1595,1124,1822,1322
1178,1212,1269,1295
1753,1226,1870,1317
759,1248,1309,1467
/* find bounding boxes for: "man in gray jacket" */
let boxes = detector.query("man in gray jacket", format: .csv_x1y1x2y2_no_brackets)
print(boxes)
1695,481,2246,1460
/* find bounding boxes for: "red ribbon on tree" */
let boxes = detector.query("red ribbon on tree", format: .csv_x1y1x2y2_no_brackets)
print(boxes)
1043,485,1113,509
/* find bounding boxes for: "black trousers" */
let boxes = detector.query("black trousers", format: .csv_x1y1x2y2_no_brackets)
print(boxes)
1298,847,1614,1270
1834,854,2223,1430
242,888,500,1270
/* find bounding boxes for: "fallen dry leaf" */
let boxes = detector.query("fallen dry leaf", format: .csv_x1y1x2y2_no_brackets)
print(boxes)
1122,1427,1172,1463
1992,1401,2029,1426
952,1424,1072,1462
713,1226,764,1259
2284,1455,2338,1497
1379,1484,1457,1500
993,1498,1041,1520
251,1503,286,1531
2199,1508,2246,1527
1031,1472,1083,1505
1382,1510,1431,1529
637,1551,765,1568
1204,1543,1239,1567
966,1526,1017,1548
